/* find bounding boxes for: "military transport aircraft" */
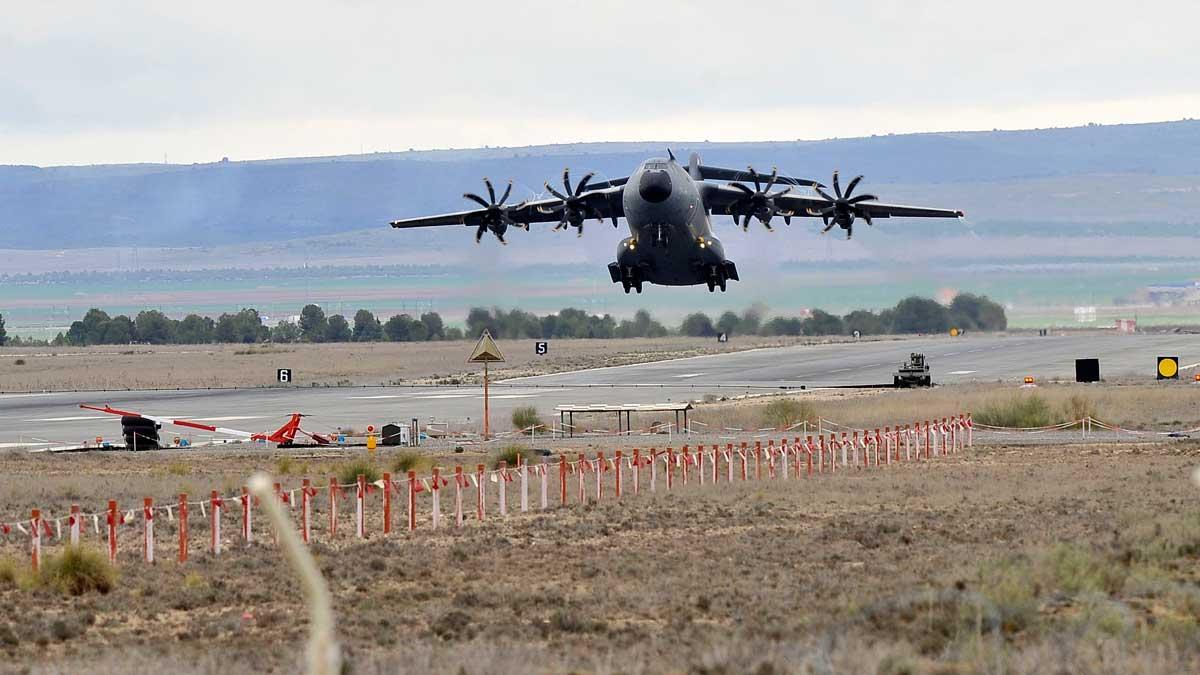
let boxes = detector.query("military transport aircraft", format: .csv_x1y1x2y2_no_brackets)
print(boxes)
389,152,963,293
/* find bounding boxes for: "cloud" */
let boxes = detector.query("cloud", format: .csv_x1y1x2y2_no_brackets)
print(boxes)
2,0,1198,165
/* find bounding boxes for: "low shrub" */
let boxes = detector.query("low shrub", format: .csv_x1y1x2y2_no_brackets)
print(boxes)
275,456,295,475
973,392,1057,428
1061,393,1099,424
0,557,19,588
390,451,429,474
490,444,537,469
39,546,116,595
760,398,817,430
511,406,544,432
336,458,380,485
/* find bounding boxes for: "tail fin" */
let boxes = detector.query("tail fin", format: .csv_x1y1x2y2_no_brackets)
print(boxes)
688,152,702,180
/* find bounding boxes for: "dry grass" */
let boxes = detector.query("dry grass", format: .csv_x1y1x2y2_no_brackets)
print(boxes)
688,382,1200,433
1,441,1199,672
0,335,814,391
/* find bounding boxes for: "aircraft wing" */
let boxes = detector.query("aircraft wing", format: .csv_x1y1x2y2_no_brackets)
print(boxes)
695,164,823,188
389,187,625,230
775,194,964,220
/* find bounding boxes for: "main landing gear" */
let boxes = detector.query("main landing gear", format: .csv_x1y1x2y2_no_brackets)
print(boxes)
608,262,643,294
705,264,729,292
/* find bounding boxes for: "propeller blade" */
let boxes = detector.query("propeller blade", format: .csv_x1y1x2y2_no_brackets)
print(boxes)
545,183,568,201
847,194,877,204
464,193,490,208
821,217,834,232
819,206,837,216
832,171,841,199
575,223,584,238
747,166,761,192
484,178,496,204
783,214,792,226
741,213,751,230
730,182,753,195
769,187,792,199
843,175,863,199
862,212,874,227
498,180,513,205
475,225,487,243
845,225,853,240
575,172,594,196
562,168,572,196
765,167,778,191
495,230,507,245
814,186,835,202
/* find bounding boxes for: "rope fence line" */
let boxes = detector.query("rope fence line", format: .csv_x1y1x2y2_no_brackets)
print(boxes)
3,413,978,572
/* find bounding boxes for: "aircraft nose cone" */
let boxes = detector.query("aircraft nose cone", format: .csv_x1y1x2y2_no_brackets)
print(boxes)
638,170,672,203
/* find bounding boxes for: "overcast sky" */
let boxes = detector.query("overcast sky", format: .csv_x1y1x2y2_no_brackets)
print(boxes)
4,1,1199,166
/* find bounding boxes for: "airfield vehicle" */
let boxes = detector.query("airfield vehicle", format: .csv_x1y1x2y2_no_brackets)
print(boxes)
894,352,932,388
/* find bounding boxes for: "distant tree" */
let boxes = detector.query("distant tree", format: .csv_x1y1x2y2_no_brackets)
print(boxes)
760,316,804,336
135,310,175,344
299,304,328,342
465,307,497,338
949,293,1007,331
101,315,136,344
271,320,302,343
616,309,667,338
716,311,741,336
71,308,112,345
176,314,215,344
384,314,425,342
352,310,383,341
740,303,767,335
803,309,844,336
891,296,950,334
325,314,352,342
215,308,267,343
843,309,890,336
52,332,67,347
443,326,465,341
0,312,6,346
680,312,717,337
419,312,445,340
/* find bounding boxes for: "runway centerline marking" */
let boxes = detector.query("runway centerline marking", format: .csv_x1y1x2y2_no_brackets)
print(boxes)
828,368,853,373
946,370,977,375
24,415,108,422
673,373,706,379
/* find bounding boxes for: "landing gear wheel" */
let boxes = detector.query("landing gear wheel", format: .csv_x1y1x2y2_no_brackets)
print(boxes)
707,280,716,292
718,277,727,292
634,281,643,294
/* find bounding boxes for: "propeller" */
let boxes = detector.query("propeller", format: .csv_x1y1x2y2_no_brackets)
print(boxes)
810,170,877,239
541,168,607,237
727,166,793,231
463,177,526,244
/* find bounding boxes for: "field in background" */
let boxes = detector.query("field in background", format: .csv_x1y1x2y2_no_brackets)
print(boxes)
1,440,1199,673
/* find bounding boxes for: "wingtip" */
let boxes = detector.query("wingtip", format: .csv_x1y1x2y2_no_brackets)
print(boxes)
956,210,966,218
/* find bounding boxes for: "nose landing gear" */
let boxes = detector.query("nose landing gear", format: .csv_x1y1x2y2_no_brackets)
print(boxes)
705,264,728,293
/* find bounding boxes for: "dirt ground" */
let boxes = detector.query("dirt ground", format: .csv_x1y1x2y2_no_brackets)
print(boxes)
0,335,832,392
1,438,1200,674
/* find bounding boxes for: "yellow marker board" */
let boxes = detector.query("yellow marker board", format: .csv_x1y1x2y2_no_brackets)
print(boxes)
1158,356,1179,380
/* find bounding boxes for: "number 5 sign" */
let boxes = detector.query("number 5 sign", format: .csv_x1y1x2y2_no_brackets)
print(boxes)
535,341,548,356
277,368,292,383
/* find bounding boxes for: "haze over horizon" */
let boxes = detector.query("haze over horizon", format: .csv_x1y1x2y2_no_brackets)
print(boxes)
5,1,1199,166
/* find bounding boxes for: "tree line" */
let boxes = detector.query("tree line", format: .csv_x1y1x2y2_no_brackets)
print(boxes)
0,293,1005,347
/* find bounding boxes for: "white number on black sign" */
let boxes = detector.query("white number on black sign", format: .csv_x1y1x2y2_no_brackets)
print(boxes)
277,368,292,383
717,333,728,343
535,341,548,356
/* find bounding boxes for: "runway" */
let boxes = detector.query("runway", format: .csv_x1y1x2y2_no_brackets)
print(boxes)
1,332,1196,446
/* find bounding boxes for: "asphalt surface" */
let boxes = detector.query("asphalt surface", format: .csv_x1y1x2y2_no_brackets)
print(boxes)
2,333,1197,447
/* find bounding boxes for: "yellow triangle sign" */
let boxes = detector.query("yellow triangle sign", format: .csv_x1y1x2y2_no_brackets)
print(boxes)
467,329,505,363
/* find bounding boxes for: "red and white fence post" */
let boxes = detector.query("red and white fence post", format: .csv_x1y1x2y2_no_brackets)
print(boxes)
356,474,367,539
596,452,606,501
711,445,719,484
31,509,42,573
329,477,339,538
576,453,587,503
300,479,313,543
650,449,658,492
519,456,529,513
143,497,155,564
753,441,762,480
740,442,749,481
241,486,253,545
559,455,569,506
665,448,674,491
209,491,222,557
107,499,119,564
966,413,973,447
178,494,188,563
382,473,392,535
498,461,509,517
779,439,788,479
476,463,486,520
407,470,418,532
615,450,624,498
431,467,443,529
632,449,641,494
69,504,81,546
454,466,465,527
540,457,549,509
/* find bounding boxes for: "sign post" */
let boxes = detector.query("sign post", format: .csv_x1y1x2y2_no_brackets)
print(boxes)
468,330,505,441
